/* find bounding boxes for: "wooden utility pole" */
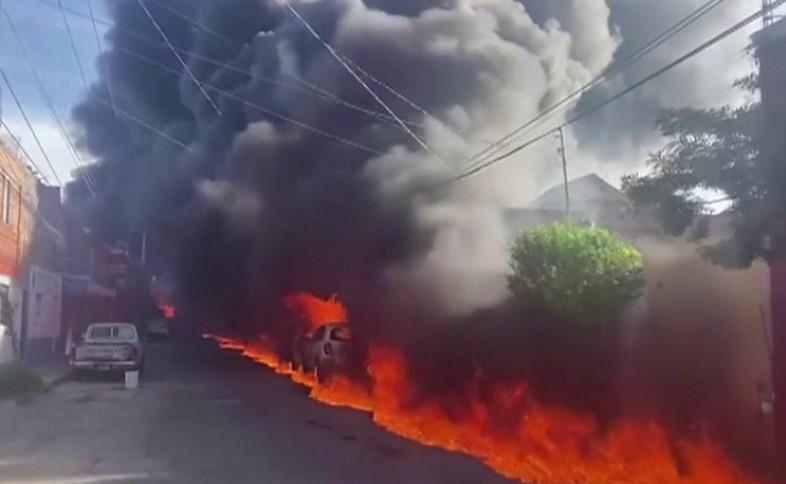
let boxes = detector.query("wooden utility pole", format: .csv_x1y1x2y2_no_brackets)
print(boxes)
763,0,775,27
558,128,571,218
753,15,786,453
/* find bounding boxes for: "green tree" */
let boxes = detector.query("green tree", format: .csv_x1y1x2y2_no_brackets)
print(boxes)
620,76,785,267
508,223,645,328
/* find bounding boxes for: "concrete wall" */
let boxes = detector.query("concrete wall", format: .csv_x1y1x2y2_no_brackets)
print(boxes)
0,325,12,364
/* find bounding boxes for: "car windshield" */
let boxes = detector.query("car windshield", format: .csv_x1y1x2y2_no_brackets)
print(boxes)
87,326,112,339
330,326,351,342
87,325,135,341
115,326,136,341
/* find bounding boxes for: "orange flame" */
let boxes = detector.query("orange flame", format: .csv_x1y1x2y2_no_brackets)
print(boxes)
284,292,348,331
203,293,760,484
159,303,176,319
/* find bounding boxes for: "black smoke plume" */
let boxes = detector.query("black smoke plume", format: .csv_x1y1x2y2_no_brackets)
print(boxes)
68,1,771,475
69,0,624,328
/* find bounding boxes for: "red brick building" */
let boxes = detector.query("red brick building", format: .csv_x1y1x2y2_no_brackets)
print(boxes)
0,137,38,281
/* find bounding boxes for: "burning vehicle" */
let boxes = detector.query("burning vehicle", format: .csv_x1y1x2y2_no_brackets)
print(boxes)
292,322,355,382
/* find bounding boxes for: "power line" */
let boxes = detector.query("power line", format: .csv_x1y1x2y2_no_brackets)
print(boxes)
461,0,727,173
37,0,387,155
1,2,94,194
444,0,782,185
135,0,222,115
115,47,383,155
341,55,434,120
57,0,89,89
284,2,448,167
146,0,234,46
1,120,48,181
118,0,433,129
30,0,194,153
87,0,118,119
0,66,60,185
1,121,78,246
90,95,192,151
33,0,423,130
56,0,98,190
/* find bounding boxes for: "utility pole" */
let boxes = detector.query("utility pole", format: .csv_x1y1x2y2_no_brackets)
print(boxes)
764,0,775,27
557,127,571,218
141,231,147,268
754,13,786,452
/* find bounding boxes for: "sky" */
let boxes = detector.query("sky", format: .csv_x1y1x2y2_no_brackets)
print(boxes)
0,0,773,192
0,0,109,186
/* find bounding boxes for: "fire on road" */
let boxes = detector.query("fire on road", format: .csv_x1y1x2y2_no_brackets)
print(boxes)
206,293,759,484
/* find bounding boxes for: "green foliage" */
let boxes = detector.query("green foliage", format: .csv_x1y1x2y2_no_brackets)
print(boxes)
508,223,645,328
0,362,44,400
621,89,778,267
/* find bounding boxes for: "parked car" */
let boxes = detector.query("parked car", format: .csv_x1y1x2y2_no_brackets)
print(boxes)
292,323,356,382
70,322,144,374
146,318,170,340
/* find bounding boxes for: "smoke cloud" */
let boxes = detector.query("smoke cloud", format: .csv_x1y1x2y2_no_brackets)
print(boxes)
65,0,772,471
70,0,624,324
566,0,756,164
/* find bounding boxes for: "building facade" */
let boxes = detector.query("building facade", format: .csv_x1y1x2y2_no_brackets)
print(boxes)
0,138,40,363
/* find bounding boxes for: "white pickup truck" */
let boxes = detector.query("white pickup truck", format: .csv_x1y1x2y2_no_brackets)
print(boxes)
71,322,144,373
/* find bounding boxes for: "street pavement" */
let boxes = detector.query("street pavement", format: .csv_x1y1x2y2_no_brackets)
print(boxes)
0,340,512,484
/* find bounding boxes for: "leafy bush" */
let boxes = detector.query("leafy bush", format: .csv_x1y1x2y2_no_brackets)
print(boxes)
0,362,44,400
508,223,645,328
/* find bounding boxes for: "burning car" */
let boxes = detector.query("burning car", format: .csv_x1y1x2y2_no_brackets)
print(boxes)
292,322,355,382
71,322,144,375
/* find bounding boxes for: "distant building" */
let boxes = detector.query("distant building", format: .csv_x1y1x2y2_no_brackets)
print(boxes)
0,136,64,362
503,174,661,240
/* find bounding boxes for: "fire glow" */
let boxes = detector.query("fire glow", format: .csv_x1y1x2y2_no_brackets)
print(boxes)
159,303,175,319
284,292,348,330
205,294,758,484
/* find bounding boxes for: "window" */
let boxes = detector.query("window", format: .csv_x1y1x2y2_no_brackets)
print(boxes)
330,326,352,342
88,326,112,339
87,324,137,341
115,326,137,341
1,177,10,225
310,325,328,341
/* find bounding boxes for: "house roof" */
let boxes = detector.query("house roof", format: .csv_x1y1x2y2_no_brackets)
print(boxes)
533,174,631,211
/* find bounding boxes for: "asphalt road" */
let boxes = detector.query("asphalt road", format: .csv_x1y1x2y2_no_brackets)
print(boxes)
0,340,512,484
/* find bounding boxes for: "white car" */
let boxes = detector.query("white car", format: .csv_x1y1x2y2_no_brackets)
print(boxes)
71,322,144,373
292,323,354,382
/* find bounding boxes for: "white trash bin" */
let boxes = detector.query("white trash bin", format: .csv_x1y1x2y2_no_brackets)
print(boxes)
125,370,139,389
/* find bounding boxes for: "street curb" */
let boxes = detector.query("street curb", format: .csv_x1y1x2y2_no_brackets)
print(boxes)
42,368,74,393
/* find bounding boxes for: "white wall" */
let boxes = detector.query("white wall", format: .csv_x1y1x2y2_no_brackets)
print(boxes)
0,325,13,364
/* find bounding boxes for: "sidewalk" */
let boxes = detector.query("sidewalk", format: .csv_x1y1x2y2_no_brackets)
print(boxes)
24,354,73,389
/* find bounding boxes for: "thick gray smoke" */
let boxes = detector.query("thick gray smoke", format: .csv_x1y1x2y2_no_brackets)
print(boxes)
70,0,624,324
70,0,752,324
68,2,772,468
564,0,755,163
